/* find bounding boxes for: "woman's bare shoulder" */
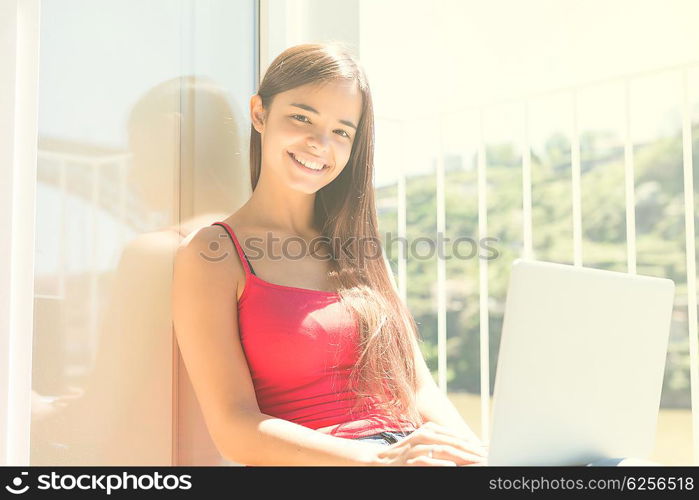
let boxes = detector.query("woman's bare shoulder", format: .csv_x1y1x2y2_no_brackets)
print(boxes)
174,223,245,299
176,210,255,255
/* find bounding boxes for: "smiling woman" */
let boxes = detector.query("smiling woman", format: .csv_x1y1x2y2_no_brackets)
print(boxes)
171,42,486,466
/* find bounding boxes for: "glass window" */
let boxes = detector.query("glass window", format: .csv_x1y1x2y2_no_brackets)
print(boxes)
31,0,256,465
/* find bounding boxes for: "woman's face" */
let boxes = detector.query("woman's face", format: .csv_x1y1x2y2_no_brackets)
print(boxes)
251,79,363,194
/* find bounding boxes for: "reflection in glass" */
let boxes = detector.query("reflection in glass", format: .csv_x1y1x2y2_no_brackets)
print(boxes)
30,1,254,466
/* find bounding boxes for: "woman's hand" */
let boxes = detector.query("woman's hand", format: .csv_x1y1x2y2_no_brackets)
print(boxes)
371,421,488,466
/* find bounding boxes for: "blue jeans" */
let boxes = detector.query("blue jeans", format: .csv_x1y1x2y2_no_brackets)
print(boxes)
353,430,414,446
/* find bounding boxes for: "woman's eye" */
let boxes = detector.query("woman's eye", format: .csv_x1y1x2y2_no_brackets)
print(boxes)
291,114,351,139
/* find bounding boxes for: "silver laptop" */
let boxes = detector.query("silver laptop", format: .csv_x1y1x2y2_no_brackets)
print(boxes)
487,259,675,466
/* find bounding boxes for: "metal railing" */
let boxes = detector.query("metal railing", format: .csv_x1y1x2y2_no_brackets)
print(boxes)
36,149,133,367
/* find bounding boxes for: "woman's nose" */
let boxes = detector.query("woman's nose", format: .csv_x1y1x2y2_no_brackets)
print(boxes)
306,131,330,153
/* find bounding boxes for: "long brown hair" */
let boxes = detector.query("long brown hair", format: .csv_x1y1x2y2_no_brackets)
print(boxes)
250,42,424,431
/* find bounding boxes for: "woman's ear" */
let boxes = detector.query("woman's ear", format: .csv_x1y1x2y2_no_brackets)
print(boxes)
250,94,266,134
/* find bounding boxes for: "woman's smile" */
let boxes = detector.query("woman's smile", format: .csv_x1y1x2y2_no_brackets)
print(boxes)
287,150,330,175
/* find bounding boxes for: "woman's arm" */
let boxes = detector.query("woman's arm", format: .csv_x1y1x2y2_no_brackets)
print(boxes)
407,318,481,443
382,253,482,443
414,374,482,443
223,409,386,466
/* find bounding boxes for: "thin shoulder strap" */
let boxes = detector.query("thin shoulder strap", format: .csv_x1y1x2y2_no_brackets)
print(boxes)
211,222,256,276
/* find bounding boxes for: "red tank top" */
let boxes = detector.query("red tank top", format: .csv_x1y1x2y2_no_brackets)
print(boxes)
212,221,417,439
